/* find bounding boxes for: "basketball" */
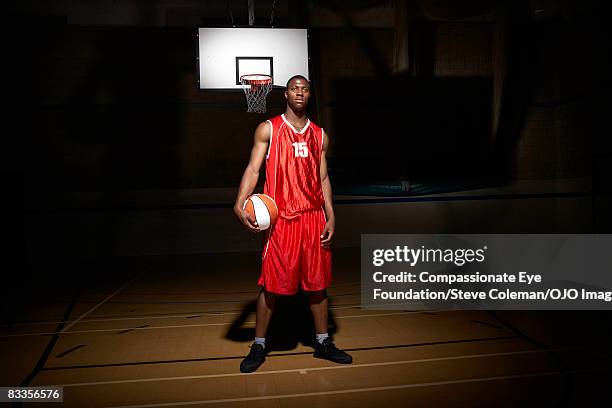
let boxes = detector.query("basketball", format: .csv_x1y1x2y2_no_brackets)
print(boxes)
243,194,279,230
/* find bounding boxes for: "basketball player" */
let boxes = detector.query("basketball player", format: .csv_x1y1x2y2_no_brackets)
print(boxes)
234,75,352,373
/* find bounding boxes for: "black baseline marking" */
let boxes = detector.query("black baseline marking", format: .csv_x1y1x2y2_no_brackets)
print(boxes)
117,324,150,335
41,335,520,371
471,320,504,329
14,291,80,408
56,344,86,358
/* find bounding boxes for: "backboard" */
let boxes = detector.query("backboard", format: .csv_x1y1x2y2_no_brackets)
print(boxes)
197,28,309,90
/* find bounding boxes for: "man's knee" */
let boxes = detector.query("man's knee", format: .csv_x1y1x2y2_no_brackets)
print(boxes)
306,289,328,302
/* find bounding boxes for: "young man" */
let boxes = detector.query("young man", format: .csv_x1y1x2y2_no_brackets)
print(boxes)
234,75,352,373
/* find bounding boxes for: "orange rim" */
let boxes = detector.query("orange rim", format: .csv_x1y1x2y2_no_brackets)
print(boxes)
240,74,272,86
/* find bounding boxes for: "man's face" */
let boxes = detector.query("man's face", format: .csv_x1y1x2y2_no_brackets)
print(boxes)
285,78,310,111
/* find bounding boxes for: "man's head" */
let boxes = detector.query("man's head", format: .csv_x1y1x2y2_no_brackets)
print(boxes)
285,75,310,113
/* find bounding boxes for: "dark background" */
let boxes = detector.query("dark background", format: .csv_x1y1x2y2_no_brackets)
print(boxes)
12,0,609,190
5,0,612,386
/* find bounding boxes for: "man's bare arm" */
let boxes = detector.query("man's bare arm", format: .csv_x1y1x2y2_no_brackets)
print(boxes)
234,121,271,232
320,130,335,247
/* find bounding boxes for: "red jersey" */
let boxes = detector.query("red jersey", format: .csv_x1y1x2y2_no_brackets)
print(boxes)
263,114,325,219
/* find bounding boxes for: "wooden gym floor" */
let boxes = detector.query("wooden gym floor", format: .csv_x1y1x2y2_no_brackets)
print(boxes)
2,248,611,407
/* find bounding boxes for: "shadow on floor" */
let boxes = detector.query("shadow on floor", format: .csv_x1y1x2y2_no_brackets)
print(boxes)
225,291,338,351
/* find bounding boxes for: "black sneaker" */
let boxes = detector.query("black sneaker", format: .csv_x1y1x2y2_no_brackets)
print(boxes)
313,338,353,364
240,343,267,373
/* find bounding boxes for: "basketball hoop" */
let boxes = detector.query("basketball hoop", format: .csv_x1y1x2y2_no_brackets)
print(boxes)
240,74,273,113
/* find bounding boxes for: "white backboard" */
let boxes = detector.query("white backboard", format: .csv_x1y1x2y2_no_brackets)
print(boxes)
197,28,309,90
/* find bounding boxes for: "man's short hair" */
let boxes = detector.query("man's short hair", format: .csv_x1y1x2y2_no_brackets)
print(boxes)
286,75,310,88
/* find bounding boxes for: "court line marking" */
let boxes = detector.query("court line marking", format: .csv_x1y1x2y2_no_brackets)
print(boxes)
47,347,576,387
0,311,436,338
59,276,140,334
38,336,521,371
105,368,607,408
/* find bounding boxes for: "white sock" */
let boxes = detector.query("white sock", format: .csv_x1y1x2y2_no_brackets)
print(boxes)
254,337,266,348
316,333,329,344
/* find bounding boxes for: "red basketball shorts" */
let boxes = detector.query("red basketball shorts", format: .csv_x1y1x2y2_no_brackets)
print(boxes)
258,208,332,295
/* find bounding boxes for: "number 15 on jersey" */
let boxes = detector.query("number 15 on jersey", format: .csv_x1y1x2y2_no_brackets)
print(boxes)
292,142,309,158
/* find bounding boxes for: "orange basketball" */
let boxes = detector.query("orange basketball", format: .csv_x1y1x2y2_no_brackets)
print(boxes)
243,194,279,230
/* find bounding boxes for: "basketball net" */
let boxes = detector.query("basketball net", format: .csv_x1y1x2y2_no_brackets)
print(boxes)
240,74,273,113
